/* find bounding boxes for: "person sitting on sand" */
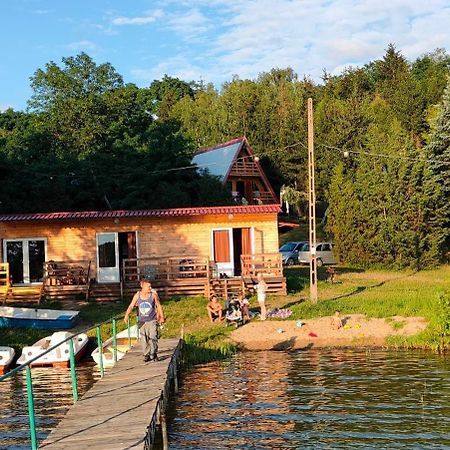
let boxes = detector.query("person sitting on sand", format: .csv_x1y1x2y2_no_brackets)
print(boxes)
207,295,223,322
331,310,343,330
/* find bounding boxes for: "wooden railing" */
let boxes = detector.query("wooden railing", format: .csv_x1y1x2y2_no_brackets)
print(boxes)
43,260,91,286
122,257,210,283
0,262,10,289
240,253,283,277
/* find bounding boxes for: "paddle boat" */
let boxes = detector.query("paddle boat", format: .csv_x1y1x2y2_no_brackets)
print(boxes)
17,331,89,368
92,325,139,368
0,306,79,329
0,346,15,374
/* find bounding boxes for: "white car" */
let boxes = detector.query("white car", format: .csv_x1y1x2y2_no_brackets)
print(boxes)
297,242,336,267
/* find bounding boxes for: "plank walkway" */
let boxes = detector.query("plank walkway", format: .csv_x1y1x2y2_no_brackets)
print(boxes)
40,338,181,450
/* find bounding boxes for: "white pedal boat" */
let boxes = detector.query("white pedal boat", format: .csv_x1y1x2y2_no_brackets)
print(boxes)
17,331,89,368
0,346,15,375
91,325,139,368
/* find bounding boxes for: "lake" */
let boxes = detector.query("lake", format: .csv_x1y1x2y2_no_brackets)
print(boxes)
166,349,450,449
0,349,449,449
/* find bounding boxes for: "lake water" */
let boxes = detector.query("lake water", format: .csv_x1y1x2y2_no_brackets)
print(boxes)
0,362,100,449
166,349,450,449
0,350,449,449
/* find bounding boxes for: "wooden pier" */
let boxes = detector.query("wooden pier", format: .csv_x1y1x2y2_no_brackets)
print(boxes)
40,338,182,450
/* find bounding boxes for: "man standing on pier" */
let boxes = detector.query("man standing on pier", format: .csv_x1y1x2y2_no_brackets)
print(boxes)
124,277,165,362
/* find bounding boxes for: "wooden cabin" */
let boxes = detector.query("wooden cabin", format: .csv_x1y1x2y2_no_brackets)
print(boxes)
193,137,278,205
0,138,286,302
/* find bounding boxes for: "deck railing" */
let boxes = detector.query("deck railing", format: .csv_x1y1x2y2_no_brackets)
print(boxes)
43,260,91,287
122,256,210,283
0,309,140,450
240,253,283,277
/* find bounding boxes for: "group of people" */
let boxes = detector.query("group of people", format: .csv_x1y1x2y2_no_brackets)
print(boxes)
206,272,268,323
123,272,269,363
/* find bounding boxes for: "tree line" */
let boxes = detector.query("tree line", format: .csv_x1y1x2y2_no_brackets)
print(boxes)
0,45,449,268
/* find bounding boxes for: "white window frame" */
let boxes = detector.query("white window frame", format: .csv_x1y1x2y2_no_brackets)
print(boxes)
3,237,48,285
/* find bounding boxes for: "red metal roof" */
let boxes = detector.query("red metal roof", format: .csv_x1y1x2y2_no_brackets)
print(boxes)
0,204,281,223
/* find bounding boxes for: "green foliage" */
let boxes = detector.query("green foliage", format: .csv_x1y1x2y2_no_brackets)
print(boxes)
326,97,447,268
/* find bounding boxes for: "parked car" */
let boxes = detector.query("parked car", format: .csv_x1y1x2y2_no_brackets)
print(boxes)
297,242,336,267
279,241,307,265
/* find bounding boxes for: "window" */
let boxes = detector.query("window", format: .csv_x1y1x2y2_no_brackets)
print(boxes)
4,238,46,284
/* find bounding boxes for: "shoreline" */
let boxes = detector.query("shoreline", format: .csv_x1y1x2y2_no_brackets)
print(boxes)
230,314,429,351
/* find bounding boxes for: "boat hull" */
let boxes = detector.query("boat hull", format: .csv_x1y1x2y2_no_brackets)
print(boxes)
18,333,89,368
0,346,15,374
0,316,77,329
0,307,79,329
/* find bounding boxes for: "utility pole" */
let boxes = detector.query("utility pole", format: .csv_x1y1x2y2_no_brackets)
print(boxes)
307,98,318,303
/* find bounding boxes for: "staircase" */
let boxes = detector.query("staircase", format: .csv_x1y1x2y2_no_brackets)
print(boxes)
88,283,122,302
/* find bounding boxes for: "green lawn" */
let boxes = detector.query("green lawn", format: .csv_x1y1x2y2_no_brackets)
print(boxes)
1,265,449,360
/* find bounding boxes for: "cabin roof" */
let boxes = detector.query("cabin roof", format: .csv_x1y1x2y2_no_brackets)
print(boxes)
192,137,244,180
0,204,280,223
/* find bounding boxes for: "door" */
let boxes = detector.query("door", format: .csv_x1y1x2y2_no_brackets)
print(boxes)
212,229,234,277
97,233,119,283
4,239,46,284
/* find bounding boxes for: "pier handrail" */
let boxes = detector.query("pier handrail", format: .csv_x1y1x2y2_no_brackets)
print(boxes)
0,309,133,382
0,307,139,450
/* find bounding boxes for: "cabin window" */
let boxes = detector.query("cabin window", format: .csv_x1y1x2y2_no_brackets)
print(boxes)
4,238,46,284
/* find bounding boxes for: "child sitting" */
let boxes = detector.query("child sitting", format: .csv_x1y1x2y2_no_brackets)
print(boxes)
331,310,343,330
206,295,223,323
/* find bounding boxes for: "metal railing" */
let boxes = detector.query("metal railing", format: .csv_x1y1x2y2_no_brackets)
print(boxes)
0,309,140,450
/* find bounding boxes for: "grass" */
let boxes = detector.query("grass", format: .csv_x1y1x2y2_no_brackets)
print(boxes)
1,265,449,361
268,265,450,350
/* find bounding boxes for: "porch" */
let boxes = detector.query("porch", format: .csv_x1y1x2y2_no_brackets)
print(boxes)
1,254,286,303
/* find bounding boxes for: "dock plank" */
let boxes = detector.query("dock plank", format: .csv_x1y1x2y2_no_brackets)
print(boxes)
40,338,180,449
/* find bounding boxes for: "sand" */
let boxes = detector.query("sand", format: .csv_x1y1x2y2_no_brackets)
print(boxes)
230,314,428,350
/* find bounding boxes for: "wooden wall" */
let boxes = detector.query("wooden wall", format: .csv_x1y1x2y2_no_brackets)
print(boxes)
0,212,279,276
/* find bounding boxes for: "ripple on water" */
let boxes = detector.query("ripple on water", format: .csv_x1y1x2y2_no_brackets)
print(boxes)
0,362,100,449
166,349,450,450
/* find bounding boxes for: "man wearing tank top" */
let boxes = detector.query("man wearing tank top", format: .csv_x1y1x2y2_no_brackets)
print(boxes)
124,278,165,362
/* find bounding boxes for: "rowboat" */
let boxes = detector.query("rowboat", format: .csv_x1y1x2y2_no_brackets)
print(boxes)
0,306,79,329
91,325,139,368
17,331,89,368
0,346,15,374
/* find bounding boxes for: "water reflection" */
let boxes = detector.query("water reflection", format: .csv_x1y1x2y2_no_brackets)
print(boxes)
0,362,100,449
167,349,450,449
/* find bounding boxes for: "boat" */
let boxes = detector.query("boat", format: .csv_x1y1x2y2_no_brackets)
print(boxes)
0,306,79,329
0,346,15,374
17,331,89,368
91,325,139,368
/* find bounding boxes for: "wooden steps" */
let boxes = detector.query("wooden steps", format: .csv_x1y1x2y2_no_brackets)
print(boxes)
2,286,42,304
88,283,122,302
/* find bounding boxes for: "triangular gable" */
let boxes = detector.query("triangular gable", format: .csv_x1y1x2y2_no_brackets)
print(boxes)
192,137,244,181
193,137,278,203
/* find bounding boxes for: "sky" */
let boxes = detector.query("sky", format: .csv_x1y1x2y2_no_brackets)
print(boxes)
1,0,450,111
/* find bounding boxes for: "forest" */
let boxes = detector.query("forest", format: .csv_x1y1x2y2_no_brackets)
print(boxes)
0,45,449,268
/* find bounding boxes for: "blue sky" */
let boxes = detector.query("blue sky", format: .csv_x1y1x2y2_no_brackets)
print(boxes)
1,0,450,111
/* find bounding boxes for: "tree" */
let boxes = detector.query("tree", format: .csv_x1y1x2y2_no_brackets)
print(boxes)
427,76,450,226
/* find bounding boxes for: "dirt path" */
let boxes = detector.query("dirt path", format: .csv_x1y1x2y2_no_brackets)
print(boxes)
230,314,427,350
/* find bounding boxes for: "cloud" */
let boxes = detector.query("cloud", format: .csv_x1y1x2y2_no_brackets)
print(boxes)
67,40,98,52
112,9,164,26
130,0,450,87
131,55,207,84
0,104,14,112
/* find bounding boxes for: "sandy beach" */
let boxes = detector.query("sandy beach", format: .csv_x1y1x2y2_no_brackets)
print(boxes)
230,314,428,350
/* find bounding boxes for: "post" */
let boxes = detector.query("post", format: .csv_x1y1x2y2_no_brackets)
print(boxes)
135,315,140,341
161,413,168,450
69,339,78,402
307,98,318,303
96,326,104,377
127,316,131,350
112,318,118,364
26,366,38,450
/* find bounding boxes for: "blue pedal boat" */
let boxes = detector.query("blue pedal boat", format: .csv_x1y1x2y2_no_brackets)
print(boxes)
0,306,80,329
